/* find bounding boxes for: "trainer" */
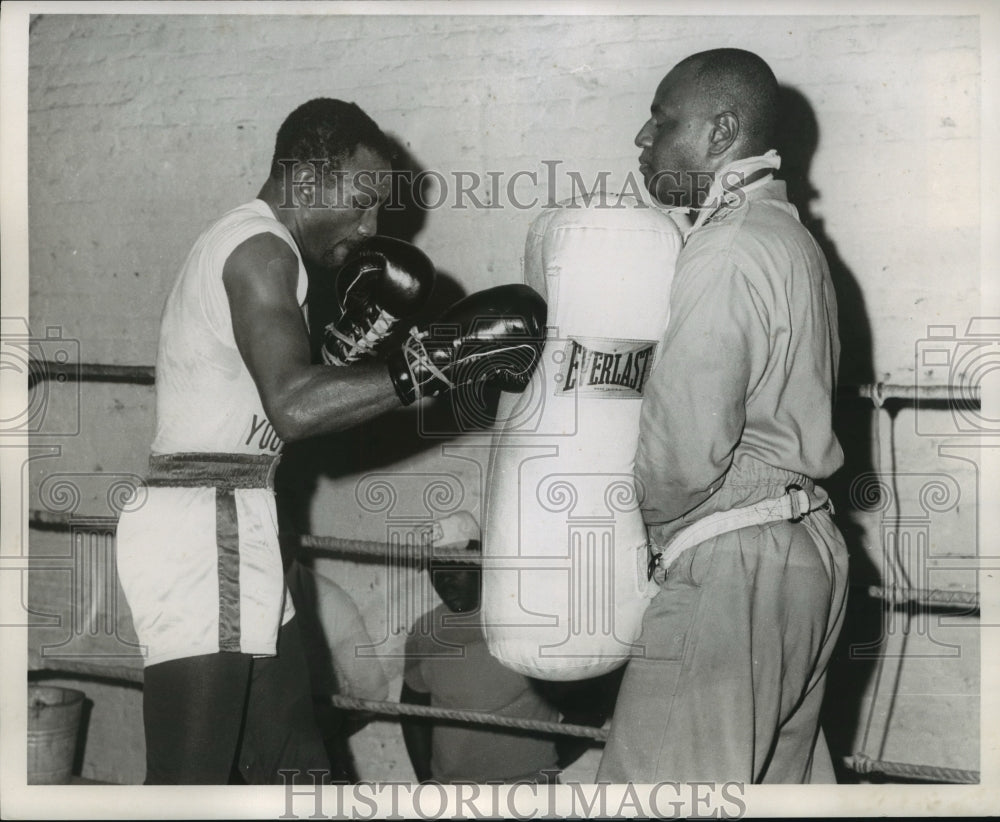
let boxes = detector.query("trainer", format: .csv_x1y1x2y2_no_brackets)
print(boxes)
597,50,849,783
115,98,545,784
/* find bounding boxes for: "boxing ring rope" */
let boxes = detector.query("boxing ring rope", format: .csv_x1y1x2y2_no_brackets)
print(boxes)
866,585,979,610
21,645,982,781
28,510,478,562
327,696,608,741
26,508,983,610
844,754,979,785
24,359,984,404
24,360,984,783
24,509,986,612
26,655,606,741
848,382,980,403
26,656,978,783
27,513,480,567
27,360,156,388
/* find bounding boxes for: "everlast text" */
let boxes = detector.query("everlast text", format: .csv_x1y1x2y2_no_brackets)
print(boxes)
558,337,656,398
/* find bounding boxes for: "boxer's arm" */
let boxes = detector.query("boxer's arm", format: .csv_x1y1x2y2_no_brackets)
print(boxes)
224,232,400,442
634,251,767,526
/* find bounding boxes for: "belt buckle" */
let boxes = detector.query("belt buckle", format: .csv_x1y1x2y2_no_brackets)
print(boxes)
786,483,806,523
647,549,662,581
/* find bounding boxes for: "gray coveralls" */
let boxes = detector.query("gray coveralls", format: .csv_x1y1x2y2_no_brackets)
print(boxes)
597,164,849,784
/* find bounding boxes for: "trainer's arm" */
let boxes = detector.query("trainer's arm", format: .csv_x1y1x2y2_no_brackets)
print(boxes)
634,253,766,526
224,232,400,442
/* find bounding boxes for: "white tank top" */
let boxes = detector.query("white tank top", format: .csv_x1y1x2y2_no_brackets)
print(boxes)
151,199,308,456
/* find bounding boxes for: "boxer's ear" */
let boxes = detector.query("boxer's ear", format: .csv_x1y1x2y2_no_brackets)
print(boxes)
291,161,319,207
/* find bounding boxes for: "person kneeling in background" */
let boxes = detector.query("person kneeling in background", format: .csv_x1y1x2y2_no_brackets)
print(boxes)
401,542,564,784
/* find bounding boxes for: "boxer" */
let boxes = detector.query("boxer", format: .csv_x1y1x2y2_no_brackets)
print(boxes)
115,98,546,785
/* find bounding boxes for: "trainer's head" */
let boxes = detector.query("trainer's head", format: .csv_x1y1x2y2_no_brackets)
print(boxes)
635,49,779,208
264,98,396,268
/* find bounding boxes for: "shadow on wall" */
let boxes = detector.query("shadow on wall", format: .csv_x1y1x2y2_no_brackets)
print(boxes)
377,135,430,246
776,84,882,780
277,137,488,540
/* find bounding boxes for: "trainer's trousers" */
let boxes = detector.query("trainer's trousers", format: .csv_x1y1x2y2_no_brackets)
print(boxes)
597,466,849,784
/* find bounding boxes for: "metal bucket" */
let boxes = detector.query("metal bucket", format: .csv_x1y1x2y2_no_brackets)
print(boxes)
27,685,85,784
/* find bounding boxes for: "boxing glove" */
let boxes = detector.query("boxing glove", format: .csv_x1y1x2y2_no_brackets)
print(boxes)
386,284,547,406
321,236,435,366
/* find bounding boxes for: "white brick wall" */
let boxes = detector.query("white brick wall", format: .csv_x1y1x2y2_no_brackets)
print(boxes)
28,13,980,374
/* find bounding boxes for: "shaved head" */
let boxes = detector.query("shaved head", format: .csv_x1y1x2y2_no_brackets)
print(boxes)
635,48,780,206
673,48,779,156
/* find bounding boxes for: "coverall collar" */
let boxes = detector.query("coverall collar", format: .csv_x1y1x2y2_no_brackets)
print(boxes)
686,150,783,238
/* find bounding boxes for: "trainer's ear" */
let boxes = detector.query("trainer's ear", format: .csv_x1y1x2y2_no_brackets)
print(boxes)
707,111,740,158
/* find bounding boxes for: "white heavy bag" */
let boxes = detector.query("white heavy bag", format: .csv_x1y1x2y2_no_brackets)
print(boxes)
482,194,682,680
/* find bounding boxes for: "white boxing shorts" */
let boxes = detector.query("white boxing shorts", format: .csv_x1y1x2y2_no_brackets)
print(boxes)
115,453,295,668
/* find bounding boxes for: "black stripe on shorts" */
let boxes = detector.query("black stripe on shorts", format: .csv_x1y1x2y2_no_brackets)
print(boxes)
215,488,241,652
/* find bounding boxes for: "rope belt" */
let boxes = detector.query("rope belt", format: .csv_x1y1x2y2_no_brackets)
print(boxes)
648,485,830,584
145,452,281,490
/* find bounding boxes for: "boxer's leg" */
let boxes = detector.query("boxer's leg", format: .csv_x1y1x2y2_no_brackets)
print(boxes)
237,617,332,784
142,652,252,784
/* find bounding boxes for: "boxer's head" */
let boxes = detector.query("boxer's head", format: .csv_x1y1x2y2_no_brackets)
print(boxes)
428,555,481,614
635,49,778,208
268,99,396,268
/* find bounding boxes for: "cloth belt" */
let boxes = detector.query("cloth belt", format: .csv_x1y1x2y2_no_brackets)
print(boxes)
144,452,282,653
145,452,280,490
648,485,830,585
